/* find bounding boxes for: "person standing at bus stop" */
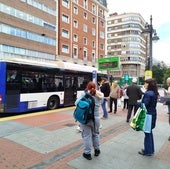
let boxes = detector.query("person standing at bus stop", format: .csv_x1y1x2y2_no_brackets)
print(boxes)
163,77,170,114
163,77,170,141
108,80,120,114
138,78,159,156
75,81,104,160
126,78,143,122
100,77,110,119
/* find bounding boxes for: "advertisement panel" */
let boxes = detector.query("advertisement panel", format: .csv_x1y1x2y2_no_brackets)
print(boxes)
98,57,119,70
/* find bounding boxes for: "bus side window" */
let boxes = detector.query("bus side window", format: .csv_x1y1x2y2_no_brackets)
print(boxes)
80,81,87,90
58,82,63,91
7,70,18,82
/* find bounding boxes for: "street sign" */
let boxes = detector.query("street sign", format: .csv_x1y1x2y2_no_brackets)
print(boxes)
145,70,152,80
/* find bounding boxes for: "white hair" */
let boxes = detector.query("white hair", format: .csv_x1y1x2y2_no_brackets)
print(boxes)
167,77,170,81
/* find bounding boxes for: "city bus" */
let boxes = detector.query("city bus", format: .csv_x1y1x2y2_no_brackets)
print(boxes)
0,58,105,113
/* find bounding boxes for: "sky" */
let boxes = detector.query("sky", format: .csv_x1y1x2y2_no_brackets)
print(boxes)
107,0,170,65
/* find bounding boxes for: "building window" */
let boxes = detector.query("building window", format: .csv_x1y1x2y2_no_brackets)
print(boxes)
73,34,78,42
73,0,78,4
92,17,96,24
62,44,69,53
83,50,87,59
92,41,95,48
73,6,78,14
92,4,96,14
84,12,88,19
92,52,95,61
100,44,104,50
114,26,118,30
100,31,105,39
99,9,104,18
1,23,55,46
114,19,118,24
83,24,88,32
83,0,88,9
73,47,78,58
73,20,78,28
62,29,69,38
100,20,105,27
83,38,87,45
62,14,69,23
92,28,96,36
62,0,69,8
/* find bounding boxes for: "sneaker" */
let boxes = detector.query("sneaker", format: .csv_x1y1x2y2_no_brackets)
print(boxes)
94,149,101,156
76,125,82,132
101,117,108,120
99,124,102,129
83,153,92,160
138,149,153,156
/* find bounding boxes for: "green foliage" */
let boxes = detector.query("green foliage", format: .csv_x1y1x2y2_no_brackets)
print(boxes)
163,68,170,88
152,63,167,85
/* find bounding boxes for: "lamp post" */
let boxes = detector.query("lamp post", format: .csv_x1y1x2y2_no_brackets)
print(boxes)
142,15,159,70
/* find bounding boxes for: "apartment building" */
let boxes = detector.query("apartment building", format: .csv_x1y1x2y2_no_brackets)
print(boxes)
0,0,108,68
57,0,108,67
107,12,147,79
0,0,57,61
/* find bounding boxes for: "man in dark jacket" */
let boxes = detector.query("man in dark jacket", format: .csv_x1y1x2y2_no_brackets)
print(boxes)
126,78,143,122
100,77,110,118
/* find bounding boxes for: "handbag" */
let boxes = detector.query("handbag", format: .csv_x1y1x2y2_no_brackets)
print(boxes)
130,104,146,131
143,114,152,133
117,98,121,107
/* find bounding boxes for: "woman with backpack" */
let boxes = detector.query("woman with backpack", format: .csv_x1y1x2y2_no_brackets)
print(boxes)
75,81,104,160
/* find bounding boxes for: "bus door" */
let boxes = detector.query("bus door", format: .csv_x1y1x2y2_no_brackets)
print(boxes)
5,69,21,112
64,75,77,106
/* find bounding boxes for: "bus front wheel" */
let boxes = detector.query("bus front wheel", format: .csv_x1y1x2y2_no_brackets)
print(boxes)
47,96,59,110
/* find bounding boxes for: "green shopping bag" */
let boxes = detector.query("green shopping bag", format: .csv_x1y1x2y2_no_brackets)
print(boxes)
130,104,147,131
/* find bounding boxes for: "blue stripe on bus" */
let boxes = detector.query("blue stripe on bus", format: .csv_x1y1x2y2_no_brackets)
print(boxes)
5,101,64,113
0,62,7,104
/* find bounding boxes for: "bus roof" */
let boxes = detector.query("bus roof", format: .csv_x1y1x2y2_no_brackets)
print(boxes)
0,58,97,73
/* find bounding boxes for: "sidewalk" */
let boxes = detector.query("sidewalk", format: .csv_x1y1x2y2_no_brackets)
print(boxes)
0,102,169,169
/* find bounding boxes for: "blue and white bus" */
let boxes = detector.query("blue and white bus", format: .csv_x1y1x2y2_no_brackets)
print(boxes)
0,58,105,113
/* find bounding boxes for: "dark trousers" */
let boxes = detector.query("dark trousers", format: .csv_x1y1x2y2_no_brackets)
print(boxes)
123,99,129,109
126,104,138,121
143,131,154,154
109,97,117,113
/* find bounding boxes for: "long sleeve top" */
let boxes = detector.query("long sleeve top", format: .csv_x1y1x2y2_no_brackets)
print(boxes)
75,90,104,117
141,90,158,129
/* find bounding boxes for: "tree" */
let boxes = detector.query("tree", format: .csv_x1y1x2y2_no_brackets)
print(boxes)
152,62,167,85
163,68,170,88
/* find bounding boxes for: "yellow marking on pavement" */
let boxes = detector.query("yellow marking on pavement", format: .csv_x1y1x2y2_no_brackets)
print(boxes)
0,106,75,122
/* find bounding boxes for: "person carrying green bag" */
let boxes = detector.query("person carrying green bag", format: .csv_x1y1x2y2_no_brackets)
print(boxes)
136,78,159,156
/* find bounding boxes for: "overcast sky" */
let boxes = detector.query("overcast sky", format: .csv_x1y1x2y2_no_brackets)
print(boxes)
107,0,170,65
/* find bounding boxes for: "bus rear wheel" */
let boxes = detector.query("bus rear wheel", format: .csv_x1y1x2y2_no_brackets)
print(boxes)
47,96,59,110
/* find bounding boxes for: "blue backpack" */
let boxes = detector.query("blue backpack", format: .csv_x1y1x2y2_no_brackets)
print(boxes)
74,92,95,124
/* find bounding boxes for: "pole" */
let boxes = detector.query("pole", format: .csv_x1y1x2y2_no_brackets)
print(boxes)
149,15,153,70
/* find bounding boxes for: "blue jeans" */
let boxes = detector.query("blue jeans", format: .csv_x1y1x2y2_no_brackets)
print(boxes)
168,105,170,113
101,99,108,118
143,131,154,154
